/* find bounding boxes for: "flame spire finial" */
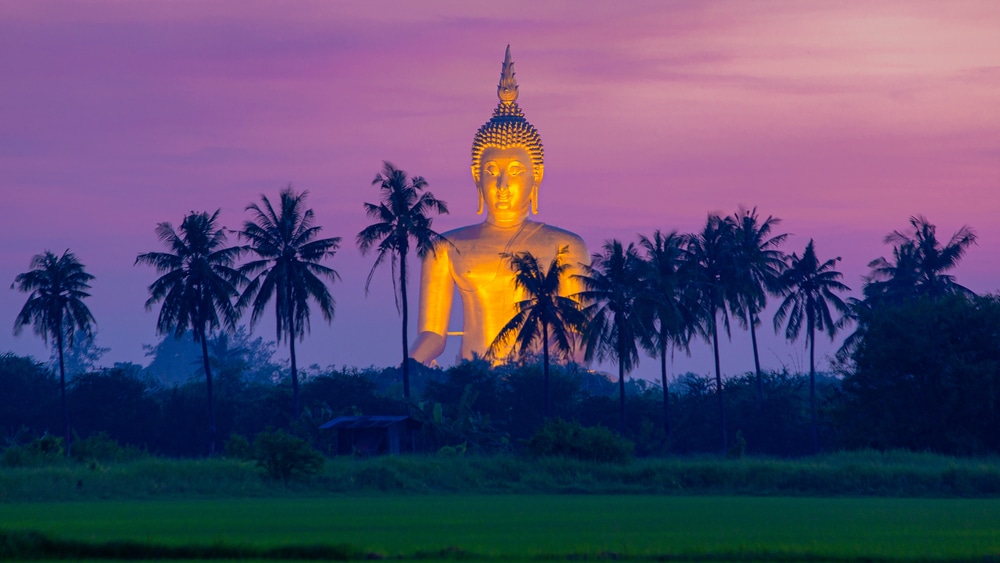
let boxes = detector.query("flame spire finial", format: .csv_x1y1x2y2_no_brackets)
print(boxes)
497,44,518,104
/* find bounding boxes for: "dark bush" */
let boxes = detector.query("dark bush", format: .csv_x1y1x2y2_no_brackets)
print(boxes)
2,434,64,467
223,433,253,460
71,432,144,463
252,430,325,483
525,418,632,464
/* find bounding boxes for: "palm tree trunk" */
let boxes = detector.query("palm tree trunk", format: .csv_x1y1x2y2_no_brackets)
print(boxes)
57,328,70,458
198,325,217,456
712,312,727,455
660,336,671,446
290,332,300,419
808,315,818,454
542,323,551,419
618,332,626,435
400,248,411,399
748,308,763,402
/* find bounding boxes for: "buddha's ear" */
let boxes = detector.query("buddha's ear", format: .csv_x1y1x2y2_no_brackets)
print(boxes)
472,165,484,214
531,164,544,214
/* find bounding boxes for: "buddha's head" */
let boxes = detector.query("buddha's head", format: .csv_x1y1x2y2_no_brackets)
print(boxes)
471,46,544,226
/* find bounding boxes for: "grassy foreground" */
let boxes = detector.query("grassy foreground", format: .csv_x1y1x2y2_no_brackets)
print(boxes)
4,450,1000,502
3,495,1000,561
5,452,1000,560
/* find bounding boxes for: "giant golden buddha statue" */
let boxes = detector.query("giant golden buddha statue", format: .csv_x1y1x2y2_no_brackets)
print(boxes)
411,46,590,365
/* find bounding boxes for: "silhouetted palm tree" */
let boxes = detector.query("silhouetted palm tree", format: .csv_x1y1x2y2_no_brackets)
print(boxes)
687,214,736,453
637,230,693,441
487,247,586,419
834,296,870,363
13,250,96,456
727,206,787,402
238,187,341,419
575,239,646,434
773,239,850,453
866,215,977,302
357,162,448,399
136,210,244,455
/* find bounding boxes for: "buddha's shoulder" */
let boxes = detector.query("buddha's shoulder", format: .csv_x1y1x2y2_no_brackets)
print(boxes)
529,222,585,241
524,222,588,248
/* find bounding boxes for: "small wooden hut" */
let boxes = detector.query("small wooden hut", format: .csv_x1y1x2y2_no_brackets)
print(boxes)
319,415,422,455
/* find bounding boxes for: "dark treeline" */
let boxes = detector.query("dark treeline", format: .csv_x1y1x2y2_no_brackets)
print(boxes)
0,346,828,458
6,288,1000,459
8,171,996,460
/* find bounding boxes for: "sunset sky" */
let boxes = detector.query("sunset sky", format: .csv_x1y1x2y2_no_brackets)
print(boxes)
2,1,998,382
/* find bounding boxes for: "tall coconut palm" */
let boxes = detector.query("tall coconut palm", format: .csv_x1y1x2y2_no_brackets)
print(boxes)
637,230,692,441
357,161,448,399
136,210,244,455
773,239,850,453
238,187,341,419
487,246,586,419
864,240,921,305
686,214,736,453
868,215,977,302
12,250,96,456
727,206,787,402
575,239,646,434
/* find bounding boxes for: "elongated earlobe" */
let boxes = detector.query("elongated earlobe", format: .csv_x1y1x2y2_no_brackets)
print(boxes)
531,164,543,214
472,165,484,214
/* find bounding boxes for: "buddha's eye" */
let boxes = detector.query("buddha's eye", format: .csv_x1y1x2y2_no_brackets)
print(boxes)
485,163,499,176
508,163,525,176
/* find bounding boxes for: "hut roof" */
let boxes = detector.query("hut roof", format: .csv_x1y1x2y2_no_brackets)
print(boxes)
318,415,419,430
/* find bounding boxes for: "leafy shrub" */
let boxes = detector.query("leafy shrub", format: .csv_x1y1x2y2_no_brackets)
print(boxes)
71,432,144,463
252,430,325,483
353,464,405,491
727,430,747,459
223,434,253,460
525,418,633,464
1,434,65,467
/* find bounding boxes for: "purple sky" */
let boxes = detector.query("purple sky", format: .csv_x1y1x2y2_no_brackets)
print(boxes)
2,1,999,382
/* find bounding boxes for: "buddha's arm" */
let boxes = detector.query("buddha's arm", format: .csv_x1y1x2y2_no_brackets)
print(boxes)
563,237,591,364
562,236,591,300
411,245,454,364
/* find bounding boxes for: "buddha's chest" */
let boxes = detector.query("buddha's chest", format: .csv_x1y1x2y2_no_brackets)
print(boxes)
450,237,515,292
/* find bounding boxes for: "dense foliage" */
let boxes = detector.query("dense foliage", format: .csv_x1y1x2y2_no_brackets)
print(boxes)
2,346,836,458
836,295,1000,455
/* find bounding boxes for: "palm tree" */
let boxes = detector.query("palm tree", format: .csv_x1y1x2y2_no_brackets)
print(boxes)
864,239,921,305
727,206,787,402
238,187,341,419
686,214,736,453
575,239,646,434
12,250,96,456
357,161,449,399
867,215,977,302
773,239,850,453
637,230,692,441
136,210,244,455
487,247,586,419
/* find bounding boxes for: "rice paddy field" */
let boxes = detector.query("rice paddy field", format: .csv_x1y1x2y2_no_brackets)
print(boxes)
4,452,1000,561
3,494,1000,561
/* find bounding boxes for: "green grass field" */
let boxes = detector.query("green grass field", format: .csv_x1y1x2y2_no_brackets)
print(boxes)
4,495,1000,561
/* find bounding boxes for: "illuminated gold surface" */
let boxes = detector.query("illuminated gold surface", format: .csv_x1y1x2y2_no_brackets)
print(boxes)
411,47,589,364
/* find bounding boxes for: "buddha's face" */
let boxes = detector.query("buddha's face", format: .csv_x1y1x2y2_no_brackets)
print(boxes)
472,146,543,227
